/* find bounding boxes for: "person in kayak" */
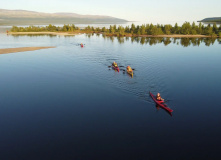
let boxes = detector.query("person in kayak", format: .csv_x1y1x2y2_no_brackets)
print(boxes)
113,61,118,67
127,66,132,72
156,93,164,101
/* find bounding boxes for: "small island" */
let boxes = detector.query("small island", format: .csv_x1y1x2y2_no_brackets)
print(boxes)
8,22,221,38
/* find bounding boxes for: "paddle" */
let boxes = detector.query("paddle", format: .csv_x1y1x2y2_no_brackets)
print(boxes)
75,43,86,46
120,66,135,70
108,64,119,68
108,65,119,72
122,69,135,72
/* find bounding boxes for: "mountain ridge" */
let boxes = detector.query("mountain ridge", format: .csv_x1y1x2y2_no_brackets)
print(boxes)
198,17,221,23
0,9,127,25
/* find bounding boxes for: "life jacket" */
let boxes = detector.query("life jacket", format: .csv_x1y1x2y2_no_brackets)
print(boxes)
156,95,162,101
127,66,132,71
113,62,117,67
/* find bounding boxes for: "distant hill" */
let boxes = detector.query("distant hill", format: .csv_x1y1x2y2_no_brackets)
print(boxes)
0,9,128,25
198,17,221,23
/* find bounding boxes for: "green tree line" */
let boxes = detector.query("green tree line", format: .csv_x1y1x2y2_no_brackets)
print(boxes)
101,22,221,37
10,22,221,37
11,24,79,32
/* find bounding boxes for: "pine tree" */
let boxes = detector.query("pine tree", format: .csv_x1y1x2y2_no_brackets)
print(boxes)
102,27,106,32
131,23,136,33
118,26,125,36
141,25,146,35
125,26,130,33
145,24,150,34
213,23,218,34
205,25,213,36
137,30,141,35
181,22,191,34
113,25,117,32
172,23,179,34
164,25,172,35
109,25,115,34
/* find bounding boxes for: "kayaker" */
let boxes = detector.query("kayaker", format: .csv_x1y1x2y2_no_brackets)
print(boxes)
113,61,118,67
156,93,164,101
81,43,83,47
127,66,132,72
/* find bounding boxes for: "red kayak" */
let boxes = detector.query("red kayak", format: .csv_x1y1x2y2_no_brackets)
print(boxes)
149,92,173,113
112,65,120,72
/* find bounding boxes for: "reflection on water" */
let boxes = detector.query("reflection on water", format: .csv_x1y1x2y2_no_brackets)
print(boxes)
0,33,221,159
4,34,220,103
10,33,220,47
86,34,219,47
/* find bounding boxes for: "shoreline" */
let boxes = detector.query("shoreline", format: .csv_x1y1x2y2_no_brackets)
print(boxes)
0,46,56,54
131,34,212,38
7,32,214,38
8,32,81,36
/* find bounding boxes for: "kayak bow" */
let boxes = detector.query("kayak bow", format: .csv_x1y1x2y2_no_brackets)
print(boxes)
149,92,173,113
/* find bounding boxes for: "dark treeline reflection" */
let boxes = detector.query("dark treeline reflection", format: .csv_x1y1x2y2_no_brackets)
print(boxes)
10,33,220,47
86,33,220,47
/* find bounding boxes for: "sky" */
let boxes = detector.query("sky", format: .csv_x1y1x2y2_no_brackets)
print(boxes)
1,0,221,24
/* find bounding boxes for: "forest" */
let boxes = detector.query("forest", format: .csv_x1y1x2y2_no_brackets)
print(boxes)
10,22,221,37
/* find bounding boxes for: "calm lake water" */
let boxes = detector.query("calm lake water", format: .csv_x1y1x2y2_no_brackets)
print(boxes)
0,33,221,160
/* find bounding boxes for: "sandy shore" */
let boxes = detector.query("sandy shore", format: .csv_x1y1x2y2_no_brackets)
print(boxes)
8,32,81,36
136,34,212,38
0,46,56,54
